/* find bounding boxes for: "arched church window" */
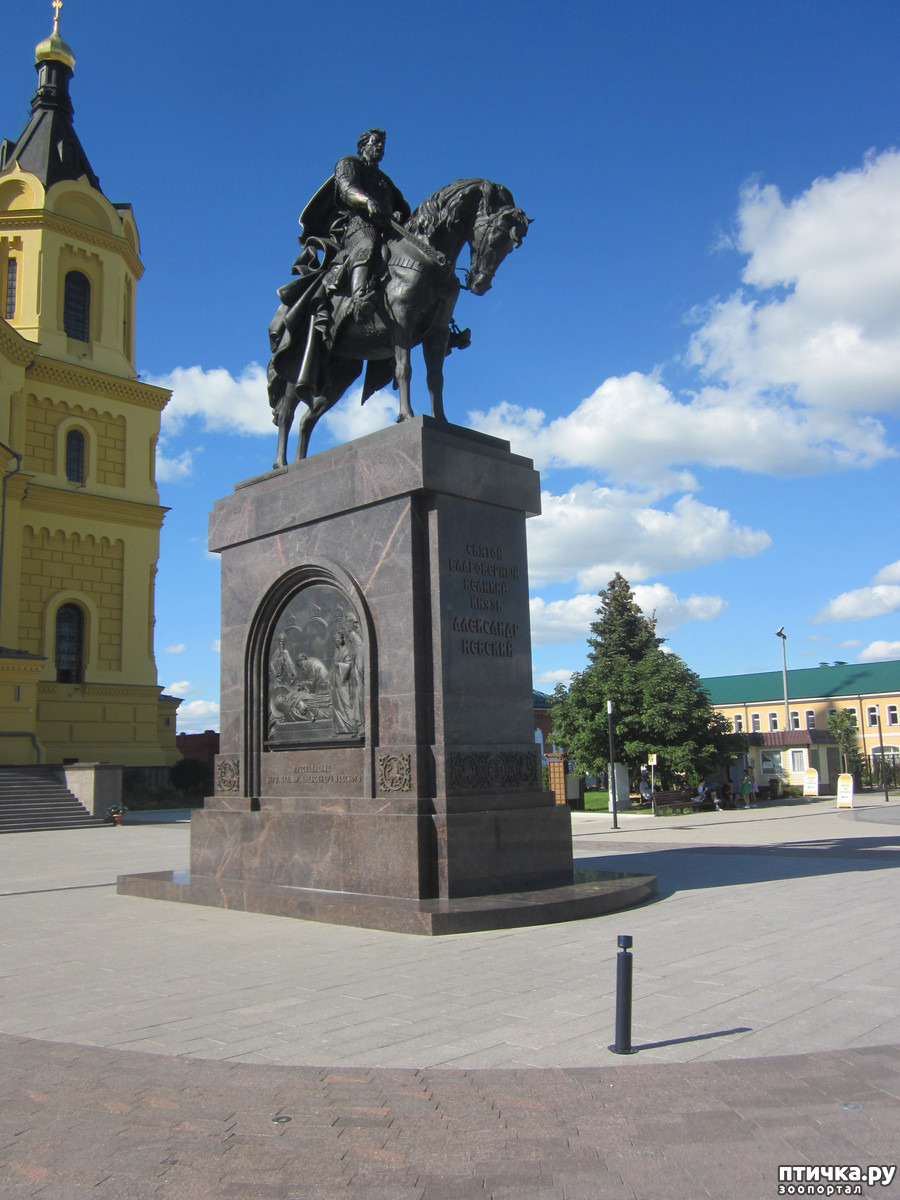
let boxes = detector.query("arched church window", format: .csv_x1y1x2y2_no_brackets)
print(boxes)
55,603,84,683
65,429,85,482
4,257,16,319
63,270,90,341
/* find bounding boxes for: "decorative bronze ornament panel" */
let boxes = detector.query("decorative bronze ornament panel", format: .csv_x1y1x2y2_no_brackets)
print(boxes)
378,753,412,793
449,750,539,791
215,756,240,794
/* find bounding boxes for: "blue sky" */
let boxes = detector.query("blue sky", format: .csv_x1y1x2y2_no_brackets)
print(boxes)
5,1,899,732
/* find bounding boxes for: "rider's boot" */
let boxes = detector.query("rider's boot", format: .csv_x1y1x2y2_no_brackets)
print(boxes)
350,264,376,320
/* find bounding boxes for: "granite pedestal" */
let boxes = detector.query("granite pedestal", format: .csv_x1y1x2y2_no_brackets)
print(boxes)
120,418,655,932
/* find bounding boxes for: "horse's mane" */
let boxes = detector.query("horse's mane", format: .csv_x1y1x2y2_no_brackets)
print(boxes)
408,178,514,238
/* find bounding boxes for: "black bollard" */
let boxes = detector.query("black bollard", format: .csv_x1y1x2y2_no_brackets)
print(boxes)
611,934,635,1054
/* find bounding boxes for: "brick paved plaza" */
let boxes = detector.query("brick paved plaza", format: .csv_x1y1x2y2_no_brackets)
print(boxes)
1,798,898,1198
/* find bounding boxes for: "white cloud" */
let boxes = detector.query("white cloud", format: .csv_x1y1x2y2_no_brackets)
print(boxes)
166,680,194,695
814,558,900,623
530,594,598,645
156,447,194,481
690,149,900,413
211,639,221,653
815,585,900,622
534,668,577,689
150,364,272,437
163,643,186,654
859,640,900,662
874,559,900,585
150,364,402,455
321,387,401,444
529,584,723,645
630,583,725,635
527,483,769,589
472,375,892,485
473,150,900,488
176,699,220,734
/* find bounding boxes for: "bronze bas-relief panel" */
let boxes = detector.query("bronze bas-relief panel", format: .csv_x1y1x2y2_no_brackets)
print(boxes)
266,582,365,749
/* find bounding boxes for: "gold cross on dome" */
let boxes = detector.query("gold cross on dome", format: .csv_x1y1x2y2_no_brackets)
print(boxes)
52,0,63,32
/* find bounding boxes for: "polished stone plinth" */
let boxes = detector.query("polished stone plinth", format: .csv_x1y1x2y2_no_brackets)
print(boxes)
116,865,657,935
120,418,654,932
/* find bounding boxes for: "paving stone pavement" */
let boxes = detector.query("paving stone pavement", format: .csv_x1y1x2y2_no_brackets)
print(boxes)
1,796,898,1198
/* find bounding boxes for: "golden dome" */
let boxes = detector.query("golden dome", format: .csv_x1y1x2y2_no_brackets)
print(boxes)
35,2,75,70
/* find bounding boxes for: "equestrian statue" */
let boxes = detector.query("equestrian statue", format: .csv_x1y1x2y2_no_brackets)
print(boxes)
267,128,531,465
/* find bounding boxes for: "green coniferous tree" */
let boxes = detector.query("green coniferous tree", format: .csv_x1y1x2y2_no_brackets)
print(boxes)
549,573,744,786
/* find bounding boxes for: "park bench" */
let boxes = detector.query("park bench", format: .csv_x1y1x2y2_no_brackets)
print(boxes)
651,789,716,816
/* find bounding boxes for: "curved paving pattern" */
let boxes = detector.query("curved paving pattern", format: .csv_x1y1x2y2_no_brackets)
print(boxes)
1,798,898,1197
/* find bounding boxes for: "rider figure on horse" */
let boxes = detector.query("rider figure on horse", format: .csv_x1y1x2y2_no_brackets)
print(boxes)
303,128,411,321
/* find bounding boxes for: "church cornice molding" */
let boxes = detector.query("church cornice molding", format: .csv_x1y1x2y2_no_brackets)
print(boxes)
0,318,35,365
27,356,171,410
23,481,168,530
37,681,173,701
0,208,143,278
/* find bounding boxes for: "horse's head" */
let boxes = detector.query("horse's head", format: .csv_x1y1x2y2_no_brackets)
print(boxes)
466,202,532,295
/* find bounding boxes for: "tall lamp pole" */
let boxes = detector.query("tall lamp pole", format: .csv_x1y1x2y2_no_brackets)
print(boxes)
607,698,619,830
877,712,890,803
776,627,789,733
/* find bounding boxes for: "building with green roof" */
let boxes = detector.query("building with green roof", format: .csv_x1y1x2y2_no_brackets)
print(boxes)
700,659,900,793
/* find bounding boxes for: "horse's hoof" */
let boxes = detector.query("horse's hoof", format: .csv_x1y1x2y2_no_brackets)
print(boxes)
396,412,414,424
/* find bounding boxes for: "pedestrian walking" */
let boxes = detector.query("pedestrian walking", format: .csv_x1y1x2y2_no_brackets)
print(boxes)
741,770,752,809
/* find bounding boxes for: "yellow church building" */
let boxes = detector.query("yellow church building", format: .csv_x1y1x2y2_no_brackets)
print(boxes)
0,12,179,769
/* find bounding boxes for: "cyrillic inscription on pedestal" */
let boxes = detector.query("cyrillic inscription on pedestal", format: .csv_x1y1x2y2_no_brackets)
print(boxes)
261,749,364,797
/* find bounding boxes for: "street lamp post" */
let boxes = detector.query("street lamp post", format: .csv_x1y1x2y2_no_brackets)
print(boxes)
877,712,890,803
776,627,789,733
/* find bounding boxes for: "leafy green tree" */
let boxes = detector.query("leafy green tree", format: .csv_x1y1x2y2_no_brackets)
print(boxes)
827,709,862,775
549,573,744,786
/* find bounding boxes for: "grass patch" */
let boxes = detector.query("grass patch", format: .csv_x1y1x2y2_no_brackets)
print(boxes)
584,789,610,813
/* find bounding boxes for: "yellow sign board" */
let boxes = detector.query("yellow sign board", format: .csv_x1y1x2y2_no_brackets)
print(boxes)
836,773,855,808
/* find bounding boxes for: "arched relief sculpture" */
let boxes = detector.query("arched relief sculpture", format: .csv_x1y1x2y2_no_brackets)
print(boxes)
265,582,365,747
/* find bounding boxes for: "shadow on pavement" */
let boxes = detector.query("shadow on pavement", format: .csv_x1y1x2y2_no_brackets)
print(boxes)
633,1025,753,1052
579,833,900,901
122,808,193,824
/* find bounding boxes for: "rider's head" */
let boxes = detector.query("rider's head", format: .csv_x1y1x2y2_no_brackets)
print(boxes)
357,128,386,162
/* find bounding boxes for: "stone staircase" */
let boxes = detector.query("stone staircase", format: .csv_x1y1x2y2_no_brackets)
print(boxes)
0,767,106,833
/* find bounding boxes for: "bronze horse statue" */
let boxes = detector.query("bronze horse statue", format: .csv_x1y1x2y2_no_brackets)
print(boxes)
267,179,530,465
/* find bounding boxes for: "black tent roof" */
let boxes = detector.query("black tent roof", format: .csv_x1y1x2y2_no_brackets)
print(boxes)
0,38,101,194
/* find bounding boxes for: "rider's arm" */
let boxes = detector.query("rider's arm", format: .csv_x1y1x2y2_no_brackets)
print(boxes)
392,188,411,224
335,157,383,220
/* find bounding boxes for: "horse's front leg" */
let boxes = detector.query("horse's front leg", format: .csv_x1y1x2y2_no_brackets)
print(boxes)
294,386,333,460
422,330,451,423
394,345,415,422
272,386,297,469
273,420,289,470
294,401,316,461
